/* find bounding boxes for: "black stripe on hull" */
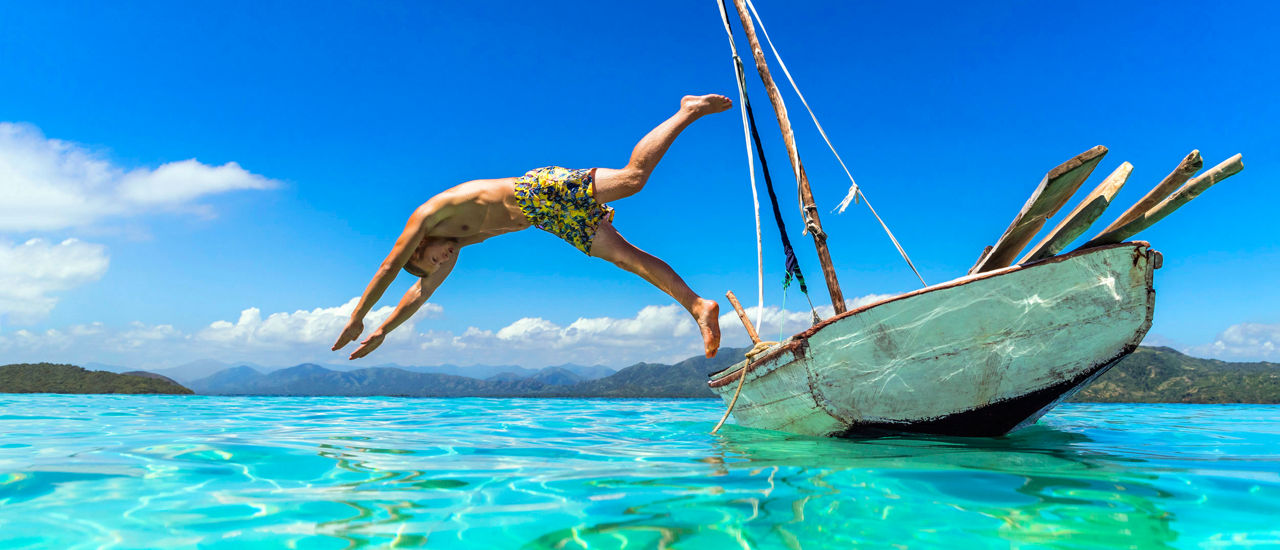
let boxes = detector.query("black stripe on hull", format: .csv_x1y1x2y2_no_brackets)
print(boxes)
829,345,1137,438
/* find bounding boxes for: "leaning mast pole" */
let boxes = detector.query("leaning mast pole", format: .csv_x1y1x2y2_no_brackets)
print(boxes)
729,0,847,315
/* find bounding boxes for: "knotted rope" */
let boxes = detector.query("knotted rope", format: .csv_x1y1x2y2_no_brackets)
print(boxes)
711,291,779,434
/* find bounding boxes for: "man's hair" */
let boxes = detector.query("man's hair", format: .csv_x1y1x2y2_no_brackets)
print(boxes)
403,263,429,278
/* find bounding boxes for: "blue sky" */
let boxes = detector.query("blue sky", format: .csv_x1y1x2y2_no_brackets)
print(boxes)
1,0,1276,369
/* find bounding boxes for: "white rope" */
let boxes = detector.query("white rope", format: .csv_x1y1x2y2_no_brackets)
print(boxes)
717,0,765,325
745,0,858,208
744,0,928,288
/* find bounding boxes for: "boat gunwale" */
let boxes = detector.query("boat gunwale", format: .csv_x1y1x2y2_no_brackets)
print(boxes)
707,241,1152,387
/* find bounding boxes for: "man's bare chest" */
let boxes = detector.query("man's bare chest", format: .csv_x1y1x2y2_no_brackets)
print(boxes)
430,200,528,240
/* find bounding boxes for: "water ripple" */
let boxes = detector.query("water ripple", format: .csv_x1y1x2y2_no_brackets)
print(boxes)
0,396,1277,549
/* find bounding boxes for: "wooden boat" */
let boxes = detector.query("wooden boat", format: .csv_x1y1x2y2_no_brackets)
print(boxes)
709,0,1243,437
708,241,1157,437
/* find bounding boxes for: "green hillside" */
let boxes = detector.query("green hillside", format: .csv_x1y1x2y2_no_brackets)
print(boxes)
1072,346,1280,403
546,348,745,398
0,363,194,395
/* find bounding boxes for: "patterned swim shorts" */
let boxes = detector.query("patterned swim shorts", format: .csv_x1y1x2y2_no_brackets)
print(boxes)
513,166,615,255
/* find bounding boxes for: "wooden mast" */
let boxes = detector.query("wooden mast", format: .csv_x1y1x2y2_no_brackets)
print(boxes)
730,0,847,315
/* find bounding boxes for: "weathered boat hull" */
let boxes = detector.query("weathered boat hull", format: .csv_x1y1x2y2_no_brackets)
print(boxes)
708,242,1157,437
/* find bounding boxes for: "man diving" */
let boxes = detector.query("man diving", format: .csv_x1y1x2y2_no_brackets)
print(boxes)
331,94,732,360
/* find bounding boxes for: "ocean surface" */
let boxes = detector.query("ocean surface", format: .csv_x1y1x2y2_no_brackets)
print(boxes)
0,396,1276,549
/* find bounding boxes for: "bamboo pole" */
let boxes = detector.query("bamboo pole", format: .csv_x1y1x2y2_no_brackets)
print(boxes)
1093,150,1202,237
1081,154,1243,248
1018,162,1132,264
730,0,846,315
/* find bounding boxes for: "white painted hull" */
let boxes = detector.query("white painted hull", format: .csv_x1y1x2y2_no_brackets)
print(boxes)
708,242,1157,437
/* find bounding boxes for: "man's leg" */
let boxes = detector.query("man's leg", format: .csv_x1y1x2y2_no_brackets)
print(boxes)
590,221,721,358
593,94,733,204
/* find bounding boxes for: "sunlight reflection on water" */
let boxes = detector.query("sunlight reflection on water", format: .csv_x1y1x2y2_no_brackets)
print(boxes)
0,396,1277,549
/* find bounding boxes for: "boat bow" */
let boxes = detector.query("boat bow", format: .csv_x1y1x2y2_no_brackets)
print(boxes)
709,242,1158,437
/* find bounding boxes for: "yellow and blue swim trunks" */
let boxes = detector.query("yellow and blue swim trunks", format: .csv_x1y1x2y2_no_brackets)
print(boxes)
513,166,615,255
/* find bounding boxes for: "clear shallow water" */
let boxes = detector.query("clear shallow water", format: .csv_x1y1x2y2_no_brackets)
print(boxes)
0,396,1277,549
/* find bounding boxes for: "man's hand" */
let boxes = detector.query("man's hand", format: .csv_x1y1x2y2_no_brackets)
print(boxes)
332,318,364,351
349,331,385,360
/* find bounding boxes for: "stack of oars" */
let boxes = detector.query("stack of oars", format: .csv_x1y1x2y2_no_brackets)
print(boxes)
969,147,1244,274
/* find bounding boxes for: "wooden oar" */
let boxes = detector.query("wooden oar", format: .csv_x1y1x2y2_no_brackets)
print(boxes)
1019,162,1132,264
1094,150,1202,237
970,146,1108,274
1080,154,1243,248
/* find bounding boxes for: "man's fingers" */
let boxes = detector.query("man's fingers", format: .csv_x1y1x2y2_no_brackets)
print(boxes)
332,323,363,352
349,336,381,359
332,334,352,351
350,344,371,360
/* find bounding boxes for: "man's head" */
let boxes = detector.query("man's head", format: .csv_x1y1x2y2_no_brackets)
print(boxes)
404,237,459,278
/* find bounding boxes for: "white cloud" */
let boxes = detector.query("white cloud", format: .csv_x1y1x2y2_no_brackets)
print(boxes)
197,297,443,348
0,122,278,232
1187,323,1279,361
0,294,898,371
393,292,899,367
729,293,898,344
450,305,703,365
0,238,109,324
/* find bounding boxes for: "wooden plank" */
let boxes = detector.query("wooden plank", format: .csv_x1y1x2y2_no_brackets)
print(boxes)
1081,154,1243,248
969,245,993,274
970,146,1108,274
1019,162,1132,264
730,0,846,314
1094,150,1202,237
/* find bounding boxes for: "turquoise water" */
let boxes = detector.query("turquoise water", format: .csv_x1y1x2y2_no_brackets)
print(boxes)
1,396,1277,549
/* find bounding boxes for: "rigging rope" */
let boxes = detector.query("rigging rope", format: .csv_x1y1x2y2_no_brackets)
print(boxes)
743,0,929,288
718,0,820,326
716,0,765,327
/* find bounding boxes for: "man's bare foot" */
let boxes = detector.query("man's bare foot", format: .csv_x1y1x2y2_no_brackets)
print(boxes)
681,94,733,117
693,298,721,358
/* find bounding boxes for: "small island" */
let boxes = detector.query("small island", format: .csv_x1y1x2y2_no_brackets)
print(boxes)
0,363,193,395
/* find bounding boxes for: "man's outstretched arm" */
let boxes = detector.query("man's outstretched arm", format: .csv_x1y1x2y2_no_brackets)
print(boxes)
346,255,457,359
332,200,453,352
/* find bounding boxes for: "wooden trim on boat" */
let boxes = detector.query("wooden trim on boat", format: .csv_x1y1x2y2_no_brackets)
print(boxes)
707,241,1151,387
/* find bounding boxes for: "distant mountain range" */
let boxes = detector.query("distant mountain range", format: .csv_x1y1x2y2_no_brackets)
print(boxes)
5,346,1278,402
162,345,1280,402
128,360,617,386
183,350,743,397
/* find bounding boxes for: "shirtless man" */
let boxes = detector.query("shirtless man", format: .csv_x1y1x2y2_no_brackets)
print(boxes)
330,94,732,361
